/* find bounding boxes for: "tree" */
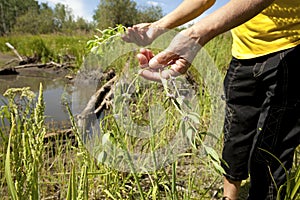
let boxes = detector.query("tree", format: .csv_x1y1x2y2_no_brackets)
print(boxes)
53,3,75,32
0,0,39,35
0,1,9,35
75,17,94,32
137,5,163,23
93,0,138,30
0,0,97,35
13,10,40,34
37,3,55,34
12,3,55,34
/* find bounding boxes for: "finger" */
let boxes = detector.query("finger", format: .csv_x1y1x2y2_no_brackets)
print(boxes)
170,58,190,74
137,53,149,69
149,51,179,70
148,50,154,58
160,68,182,79
138,69,162,82
140,48,149,60
128,28,142,42
121,33,130,42
134,23,151,29
121,27,134,42
138,68,182,82
140,48,154,61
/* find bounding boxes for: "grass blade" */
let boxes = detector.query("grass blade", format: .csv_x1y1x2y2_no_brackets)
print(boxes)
66,166,77,200
291,164,300,199
5,123,18,200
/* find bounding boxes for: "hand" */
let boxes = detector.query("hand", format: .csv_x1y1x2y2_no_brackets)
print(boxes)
122,23,165,46
137,30,201,82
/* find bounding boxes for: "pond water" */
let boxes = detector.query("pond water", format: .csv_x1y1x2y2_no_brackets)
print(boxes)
0,67,106,130
0,72,100,131
0,74,72,125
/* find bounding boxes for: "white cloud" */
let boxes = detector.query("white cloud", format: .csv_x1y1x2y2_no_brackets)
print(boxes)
147,1,160,7
38,0,94,21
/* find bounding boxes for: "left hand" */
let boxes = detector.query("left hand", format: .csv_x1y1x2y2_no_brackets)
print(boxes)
122,23,165,46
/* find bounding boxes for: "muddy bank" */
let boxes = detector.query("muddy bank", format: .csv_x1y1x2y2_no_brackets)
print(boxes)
0,52,75,78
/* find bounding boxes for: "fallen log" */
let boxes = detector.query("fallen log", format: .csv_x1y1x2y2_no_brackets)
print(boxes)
0,67,18,75
14,63,47,69
77,75,118,131
5,42,24,62
0,61,74,75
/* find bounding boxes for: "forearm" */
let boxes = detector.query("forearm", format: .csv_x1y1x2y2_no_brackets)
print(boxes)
153,0,215,29
185,0,275,46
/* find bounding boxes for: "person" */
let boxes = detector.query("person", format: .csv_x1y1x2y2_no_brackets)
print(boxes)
122,0,300,199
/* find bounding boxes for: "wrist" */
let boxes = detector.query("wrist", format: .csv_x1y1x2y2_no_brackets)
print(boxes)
183,26,211,47
150,21,168,38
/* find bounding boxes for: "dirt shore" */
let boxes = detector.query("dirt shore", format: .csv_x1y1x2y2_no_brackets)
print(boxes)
0,52,17,67
0,52,73,78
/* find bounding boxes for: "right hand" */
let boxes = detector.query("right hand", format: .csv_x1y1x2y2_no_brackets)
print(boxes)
137,30,201,82
122,23,165,46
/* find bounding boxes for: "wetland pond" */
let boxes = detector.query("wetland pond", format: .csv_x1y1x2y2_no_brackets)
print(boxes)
0,68,94,129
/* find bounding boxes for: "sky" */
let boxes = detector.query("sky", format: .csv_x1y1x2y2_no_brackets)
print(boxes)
37,0,230,23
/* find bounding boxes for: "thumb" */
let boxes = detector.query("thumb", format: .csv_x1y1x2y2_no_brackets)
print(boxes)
149,51,179,70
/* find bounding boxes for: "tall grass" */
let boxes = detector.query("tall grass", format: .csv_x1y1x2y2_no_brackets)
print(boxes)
0,34,91,68
3,84,45,199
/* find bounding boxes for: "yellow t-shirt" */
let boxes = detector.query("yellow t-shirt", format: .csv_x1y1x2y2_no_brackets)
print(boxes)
231,0,300,59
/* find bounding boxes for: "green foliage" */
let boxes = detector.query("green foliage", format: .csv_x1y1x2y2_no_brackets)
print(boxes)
12,3,55,34
3,84,46,199
86,24,126,54
0,0,39,35
29,38,52,60
0,34,89,67
137,5,164,22
257,148,300,200
0,1,94,35
53,3,76,32
93,0,163,30
5,124,18,200
93,0,138,29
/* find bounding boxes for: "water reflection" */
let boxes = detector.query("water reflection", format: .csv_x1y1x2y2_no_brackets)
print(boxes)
0,75,71,124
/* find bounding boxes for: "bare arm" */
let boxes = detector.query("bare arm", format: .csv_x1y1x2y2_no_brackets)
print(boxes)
122,0,215,46
153,0,216,28
187,0,275,46
139,0,276,81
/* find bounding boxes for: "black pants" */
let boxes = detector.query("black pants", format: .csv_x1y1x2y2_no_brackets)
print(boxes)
222,45,300,200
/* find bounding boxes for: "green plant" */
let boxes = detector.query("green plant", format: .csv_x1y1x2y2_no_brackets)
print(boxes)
259,148,300,200
86,24,126,55
0,34,89,68
3,84,46,199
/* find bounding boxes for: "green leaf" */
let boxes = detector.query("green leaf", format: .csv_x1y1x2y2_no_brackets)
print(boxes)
97,151,107,163
102,133,111,145
211,159,225,175
160,77,169,94
186,128,193,143
203,144,220,162
104,189,117,200
152,184,158,200
291,164,300,199
175,96,184,106
187,113,200,124
5,124,19,200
